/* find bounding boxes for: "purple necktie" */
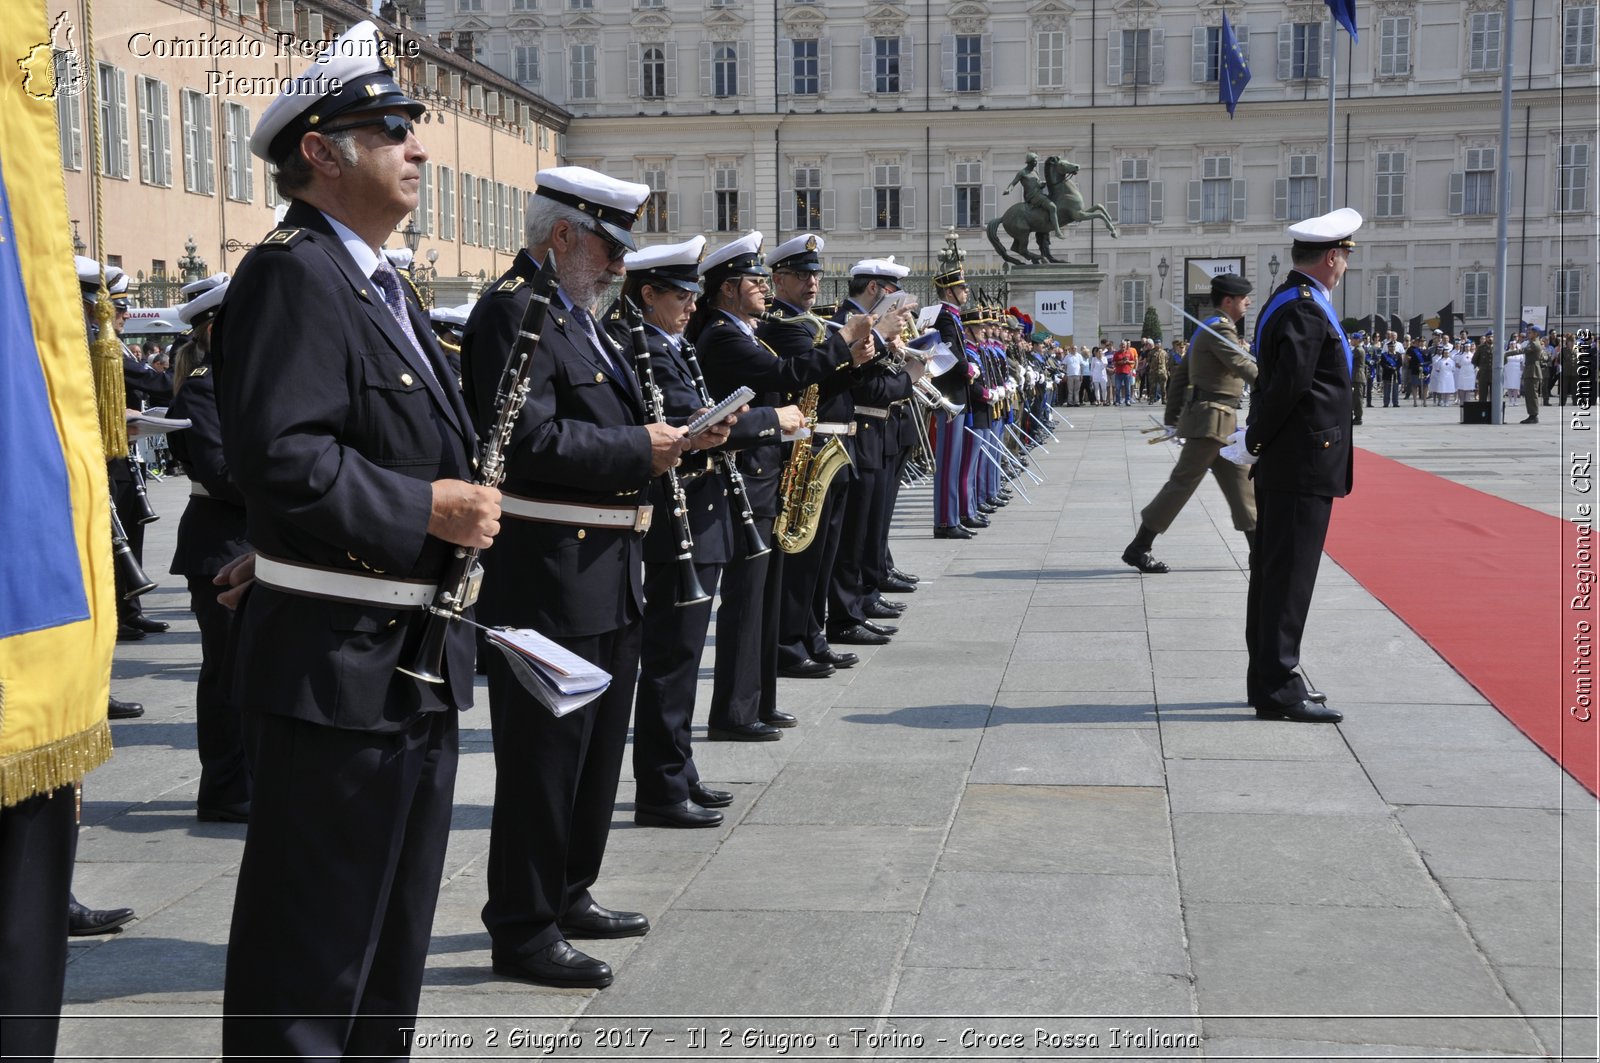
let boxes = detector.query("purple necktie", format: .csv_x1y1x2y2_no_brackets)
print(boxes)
371,261,439,386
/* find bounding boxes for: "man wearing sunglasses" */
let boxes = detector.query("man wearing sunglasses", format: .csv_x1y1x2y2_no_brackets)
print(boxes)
215,22,501,1059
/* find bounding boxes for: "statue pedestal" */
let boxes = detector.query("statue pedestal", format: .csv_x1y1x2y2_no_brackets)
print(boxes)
1008,263,1107,347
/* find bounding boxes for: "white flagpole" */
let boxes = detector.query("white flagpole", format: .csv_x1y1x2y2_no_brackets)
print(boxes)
1491,0,1516,425
1326,7,1337,213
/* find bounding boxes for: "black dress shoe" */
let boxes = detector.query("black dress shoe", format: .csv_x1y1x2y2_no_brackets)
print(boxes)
879,576,916,594
126,615,169,633
868,595,908,613
1255,700,1344,723
634,799,723,829
760,709,799,727
707,721,783,741
689,784,734,808
778,659,835,679
108,696,144,720
933,525,973,540
978,502,999,514
1305,687,1328,704
812,649,857,669
961,515,990,529
197,802,250,823
1521,416,1539,424
67,896,135,937
559,900,650,939
830,624,891,645
493,941,613,988
115,625,146,642
864,600,904,619
1121,546,1170,574
861,619,898,636
889,568,920,583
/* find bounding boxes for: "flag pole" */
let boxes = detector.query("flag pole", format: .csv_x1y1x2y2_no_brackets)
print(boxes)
1325,7,1337,213
1490,0,1516,425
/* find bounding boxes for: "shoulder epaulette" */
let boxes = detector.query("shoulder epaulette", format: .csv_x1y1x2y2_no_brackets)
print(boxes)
494,276,527,295
188,366,209,378
259,227,306,249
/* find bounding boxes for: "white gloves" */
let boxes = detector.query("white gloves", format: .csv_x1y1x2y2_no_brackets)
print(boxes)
1219,427,1257,466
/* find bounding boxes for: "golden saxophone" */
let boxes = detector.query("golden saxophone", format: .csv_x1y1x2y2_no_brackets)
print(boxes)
773,382,852,554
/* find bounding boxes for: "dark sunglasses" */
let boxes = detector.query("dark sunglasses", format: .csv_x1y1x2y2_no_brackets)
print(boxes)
582,223,629,263
323,114,416,143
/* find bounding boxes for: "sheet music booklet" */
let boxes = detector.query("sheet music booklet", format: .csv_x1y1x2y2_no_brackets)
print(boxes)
485,627,612,717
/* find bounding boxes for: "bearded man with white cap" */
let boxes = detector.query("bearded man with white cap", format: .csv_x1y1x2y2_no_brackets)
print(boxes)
1243,207,1362,725
461,166,721,989
213,22,502,1057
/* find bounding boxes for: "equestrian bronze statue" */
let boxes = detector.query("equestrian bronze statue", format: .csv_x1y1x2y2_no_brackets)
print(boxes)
987,155,1119,265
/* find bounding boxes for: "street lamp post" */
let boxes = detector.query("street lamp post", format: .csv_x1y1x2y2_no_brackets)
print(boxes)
1268,253,1280,287
1157,257,1169,333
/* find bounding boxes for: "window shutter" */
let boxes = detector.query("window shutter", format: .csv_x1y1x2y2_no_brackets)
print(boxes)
470,84,484,112
486,90,500,118
781,186,796,229
981,33,992,86
778,37,792,93
1150,28,1166,83
818,38,832,94
901,34,914,90
901,185,917,229
1193,26,1209,81
628,43,641,97
244,113,254,200
665,46,679,96
1273,178,1288,220
938,184,954,226
666,192,680,232
737,189,750,227
1149,180,1164,223
701,41,714,96
115,70,129,178
1107,30,1123,86
738,40,751,96
982,183,997,219
860,36,874,92
941,34,956,91
820,189,836,230
1187,179,1202,222
159,83,171,186
859,186,874,228
1448,171,1464,215
1319,177,1328,214
1324,22,1334,79
1231,178,1247,222
1277,24,1292,80
201,101,214,195
702,189,715,230
138,81,152,183
543,50,561,103
1105,181,1120,221
181,92,194,192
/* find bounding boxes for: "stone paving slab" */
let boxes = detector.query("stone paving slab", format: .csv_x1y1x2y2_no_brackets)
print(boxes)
940,785,1173,877
968,725,1164,787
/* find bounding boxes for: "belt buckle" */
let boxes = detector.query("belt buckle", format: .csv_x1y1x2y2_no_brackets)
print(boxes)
460,564,485,609
634,505,654,534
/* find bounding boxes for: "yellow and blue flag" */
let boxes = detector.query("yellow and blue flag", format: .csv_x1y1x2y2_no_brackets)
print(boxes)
1,0,114,805
1219,14,1251,118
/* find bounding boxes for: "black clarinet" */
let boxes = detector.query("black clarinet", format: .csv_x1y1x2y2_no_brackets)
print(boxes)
399,250,560,684
109,494,157,599
679,337,770,559
621,297,711,607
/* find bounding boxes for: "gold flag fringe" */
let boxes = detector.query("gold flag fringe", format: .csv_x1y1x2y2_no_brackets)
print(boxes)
0,720,113,809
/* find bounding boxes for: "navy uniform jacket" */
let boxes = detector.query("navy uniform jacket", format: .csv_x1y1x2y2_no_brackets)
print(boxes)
123,348,173,407
931,303,969,404
966,344,994,430
833,299,913,471
1245,270,1355,498
167,360,249,579
759,299,861,456
696,310,844,518
604,317,778,567
214,200,478,731
461,250,653,638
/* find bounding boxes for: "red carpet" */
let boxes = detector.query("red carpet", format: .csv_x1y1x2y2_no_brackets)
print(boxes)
1324,448,1598,797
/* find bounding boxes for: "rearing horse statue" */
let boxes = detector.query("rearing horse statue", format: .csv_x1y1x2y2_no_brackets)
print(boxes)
987,156,1119,265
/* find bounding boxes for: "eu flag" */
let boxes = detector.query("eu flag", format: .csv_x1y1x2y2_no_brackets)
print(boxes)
1219,14,1251,117
1326,0,1359,39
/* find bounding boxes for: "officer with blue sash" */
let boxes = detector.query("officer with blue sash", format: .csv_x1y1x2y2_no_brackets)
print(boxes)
1242,208,1362,724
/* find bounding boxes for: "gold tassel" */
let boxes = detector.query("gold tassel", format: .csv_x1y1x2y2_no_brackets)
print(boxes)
89,287,128,459
0,721,113,810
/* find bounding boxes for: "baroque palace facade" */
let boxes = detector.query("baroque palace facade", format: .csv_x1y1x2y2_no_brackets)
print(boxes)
51,0,569,298
413,0,1598,336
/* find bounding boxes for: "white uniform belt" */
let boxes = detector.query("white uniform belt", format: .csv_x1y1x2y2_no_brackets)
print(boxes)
254,554,443,609
811,422,857,436
854,406,890,419
501,493,654,533
189,482,210,498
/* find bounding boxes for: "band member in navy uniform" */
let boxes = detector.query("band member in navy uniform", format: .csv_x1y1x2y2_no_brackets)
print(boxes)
1244,208,1362,725
215,22,501,1058
463,167,720,989
615,236,768,826
930,266,974,538
829,258,916,640
760,235,881,670
165,275,251,824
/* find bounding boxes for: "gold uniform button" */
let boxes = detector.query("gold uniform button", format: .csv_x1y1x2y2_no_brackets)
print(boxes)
386,618,398,628
1322,441,1330,448
595,372,605,383
577,528,587,540
400,373,414,386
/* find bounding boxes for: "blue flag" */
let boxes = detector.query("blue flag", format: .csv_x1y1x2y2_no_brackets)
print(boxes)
1219,13,1251,117
1326,0,1359,39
